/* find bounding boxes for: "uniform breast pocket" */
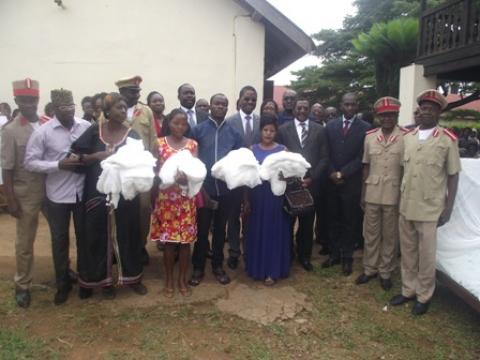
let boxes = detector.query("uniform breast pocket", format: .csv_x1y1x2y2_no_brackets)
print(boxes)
369,149,382,157
365,174,380,185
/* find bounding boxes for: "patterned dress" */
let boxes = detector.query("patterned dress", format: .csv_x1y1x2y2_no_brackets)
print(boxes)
150,137,198,244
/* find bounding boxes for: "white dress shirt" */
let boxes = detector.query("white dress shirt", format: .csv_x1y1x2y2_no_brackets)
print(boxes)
239,109,255,134
294,118,309,144
181,105,197,126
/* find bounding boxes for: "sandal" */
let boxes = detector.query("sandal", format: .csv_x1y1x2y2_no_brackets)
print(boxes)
264,277,276,286
188,271,204,287
178,286,192,297
212,268,231,285
162,287,174,298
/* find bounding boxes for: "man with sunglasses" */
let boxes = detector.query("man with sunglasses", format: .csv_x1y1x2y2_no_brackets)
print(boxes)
24,89,90,305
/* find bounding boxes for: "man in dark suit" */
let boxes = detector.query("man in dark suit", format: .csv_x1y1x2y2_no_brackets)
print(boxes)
323,93,371,276
225,85,261,269
277,98,329,271
178,83,208,127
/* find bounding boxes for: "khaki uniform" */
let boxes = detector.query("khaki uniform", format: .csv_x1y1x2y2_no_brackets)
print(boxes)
399,126,461,303
362,126,404,278
1,116,45,290
125,102,157,244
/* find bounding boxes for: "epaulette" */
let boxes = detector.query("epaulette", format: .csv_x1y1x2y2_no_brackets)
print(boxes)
443,128,458,141
366,127,379,135
402,127,415,136
399,126,409,132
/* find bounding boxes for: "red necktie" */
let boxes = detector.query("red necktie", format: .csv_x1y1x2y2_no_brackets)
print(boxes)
343,120,350,136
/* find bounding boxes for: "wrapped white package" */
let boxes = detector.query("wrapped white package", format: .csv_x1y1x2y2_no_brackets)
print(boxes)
437,159,480,300
96,138,156,208
259,151,311,196
159,149,207,198
211,148,262,189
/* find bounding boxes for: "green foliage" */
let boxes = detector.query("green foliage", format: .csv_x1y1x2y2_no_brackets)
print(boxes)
352,17,418,96
291,0,443,108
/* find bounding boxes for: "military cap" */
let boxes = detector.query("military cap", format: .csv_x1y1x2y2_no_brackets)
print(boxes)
51,89,74,107
374,96,401,114
12,78,39,97
115,75,142,90
416,89,448,110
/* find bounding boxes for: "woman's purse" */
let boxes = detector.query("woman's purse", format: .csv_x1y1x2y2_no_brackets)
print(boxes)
283,176,315,216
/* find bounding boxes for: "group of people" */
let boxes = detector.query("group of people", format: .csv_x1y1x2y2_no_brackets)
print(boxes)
1,76,460,317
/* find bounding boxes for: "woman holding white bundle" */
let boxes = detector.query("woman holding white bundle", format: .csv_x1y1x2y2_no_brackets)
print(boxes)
71,93,147,299
150,109,199,298
244,115,292,285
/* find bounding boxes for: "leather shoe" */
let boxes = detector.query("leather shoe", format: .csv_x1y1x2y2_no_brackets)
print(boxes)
389,294,415,306
411,301,430,316
342,261,353,276
379,277,393,291
212,268,231,285
15,289,31,308
54,284,72,305
78,287,93,299
227,256,239,270
102,286,116,300
321,257,340,268
188,270,204,287
355,273,377,285
299,260,314,272
130,282,148,295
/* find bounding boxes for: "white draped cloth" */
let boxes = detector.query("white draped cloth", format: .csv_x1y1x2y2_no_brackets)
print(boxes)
158,149,206,198
96,138,156,208
259,150,311,195
211,148,262,189
437,159,480,300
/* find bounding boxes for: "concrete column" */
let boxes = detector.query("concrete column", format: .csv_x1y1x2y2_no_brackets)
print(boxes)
398,64,437,126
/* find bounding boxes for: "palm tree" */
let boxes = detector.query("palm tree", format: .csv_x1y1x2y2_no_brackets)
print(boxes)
352,17,418,97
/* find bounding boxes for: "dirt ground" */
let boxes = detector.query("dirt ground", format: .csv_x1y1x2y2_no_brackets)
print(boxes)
0,212,479,360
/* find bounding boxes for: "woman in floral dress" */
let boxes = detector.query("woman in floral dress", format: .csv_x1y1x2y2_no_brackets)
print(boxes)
151,109,198,297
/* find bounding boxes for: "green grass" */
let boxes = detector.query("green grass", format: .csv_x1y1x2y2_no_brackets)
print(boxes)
0,268,479,360
0,327,58,360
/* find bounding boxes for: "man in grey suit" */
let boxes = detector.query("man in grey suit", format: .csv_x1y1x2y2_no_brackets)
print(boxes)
225,85,261,269
277,98,329,271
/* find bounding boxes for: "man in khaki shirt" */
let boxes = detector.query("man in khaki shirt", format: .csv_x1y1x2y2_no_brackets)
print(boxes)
357,97,405,291
1,78,45,308
115,76,158,265
390,90,461,316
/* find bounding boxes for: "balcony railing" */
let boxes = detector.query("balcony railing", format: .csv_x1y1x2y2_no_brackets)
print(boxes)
417,0,480,59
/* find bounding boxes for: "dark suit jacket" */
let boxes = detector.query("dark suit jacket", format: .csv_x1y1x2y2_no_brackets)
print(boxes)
225,112,261,147
181,108,208,138
325,116,372,180
277,120,329,196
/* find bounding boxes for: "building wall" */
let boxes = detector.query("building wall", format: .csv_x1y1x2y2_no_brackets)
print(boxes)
0,0,265,115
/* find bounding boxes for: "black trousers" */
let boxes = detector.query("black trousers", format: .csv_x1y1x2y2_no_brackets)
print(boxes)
326,177,362,261
314,186,329,248
227,187,243,258
192,194,232,271
292,210,315,262
45,199,83,289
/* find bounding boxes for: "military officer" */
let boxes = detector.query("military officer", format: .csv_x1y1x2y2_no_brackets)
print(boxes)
357,97,405,291
390,89,461,316
115,76,158,265
1,79,45,308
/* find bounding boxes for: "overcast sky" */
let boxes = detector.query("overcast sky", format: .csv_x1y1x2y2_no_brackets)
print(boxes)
266,0,356,85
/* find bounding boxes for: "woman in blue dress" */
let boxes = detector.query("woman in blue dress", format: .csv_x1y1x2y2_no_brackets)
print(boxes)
245,115,291,285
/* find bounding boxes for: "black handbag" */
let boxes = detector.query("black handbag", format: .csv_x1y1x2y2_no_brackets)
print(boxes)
283,176,315,216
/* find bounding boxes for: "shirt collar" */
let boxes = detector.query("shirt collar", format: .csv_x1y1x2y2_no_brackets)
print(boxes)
342,115,355,124
181,105,195,114
239,109,253,120
294,118,308,128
